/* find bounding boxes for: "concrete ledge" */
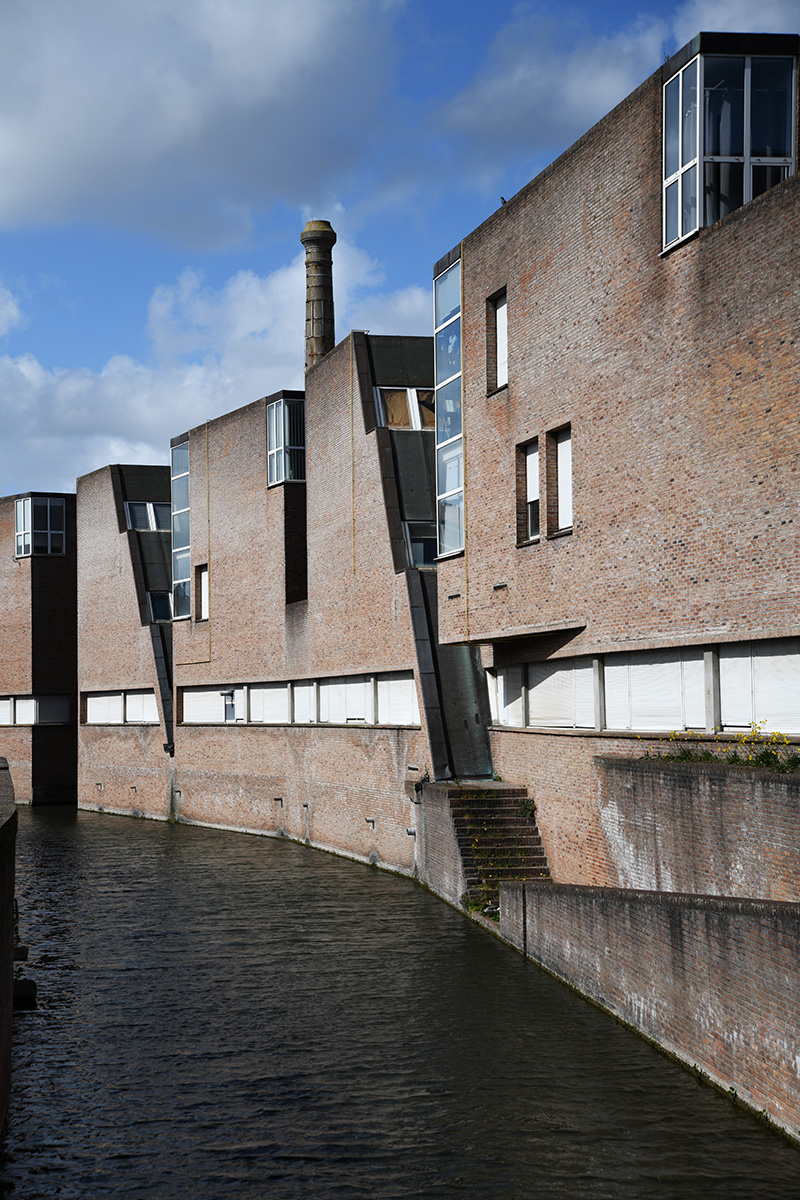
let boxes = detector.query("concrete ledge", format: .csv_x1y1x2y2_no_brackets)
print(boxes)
500,880,800,1145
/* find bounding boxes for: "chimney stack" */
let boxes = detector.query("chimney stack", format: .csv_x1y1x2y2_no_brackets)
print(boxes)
300,220,337,372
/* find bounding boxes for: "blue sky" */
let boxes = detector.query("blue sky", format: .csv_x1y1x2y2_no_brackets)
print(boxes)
1,0,798,493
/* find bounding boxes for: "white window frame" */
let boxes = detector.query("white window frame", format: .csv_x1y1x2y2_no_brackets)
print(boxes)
171,442,191,620
267,397,306,485
15,496,66,557
375,387,436,431
434,259,464,558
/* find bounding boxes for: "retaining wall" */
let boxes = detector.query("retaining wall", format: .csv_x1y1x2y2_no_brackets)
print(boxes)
501,880,800,1143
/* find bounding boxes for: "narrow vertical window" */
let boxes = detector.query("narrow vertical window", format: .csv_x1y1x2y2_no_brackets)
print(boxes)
495,293,508,389
15,497,30,557
555,427,572,531
171,441,190,619
526,440,540,539
196,565,209,621
434,259,464,556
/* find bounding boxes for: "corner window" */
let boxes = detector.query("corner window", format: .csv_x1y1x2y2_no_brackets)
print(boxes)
268,397,305,484
664,54,795,248
434,259,464,556
126,502,171,532
171,441,190,619
15,496,65,556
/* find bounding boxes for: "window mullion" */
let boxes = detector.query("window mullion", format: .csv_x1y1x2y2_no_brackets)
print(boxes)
744,56,753,203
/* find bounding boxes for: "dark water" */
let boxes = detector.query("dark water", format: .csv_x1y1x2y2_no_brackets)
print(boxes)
2,808,799,1199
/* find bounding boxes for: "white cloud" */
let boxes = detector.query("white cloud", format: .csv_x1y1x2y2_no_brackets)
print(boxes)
0,0,401,242
673,0,800,45
0,285,22,336
0,235,432,495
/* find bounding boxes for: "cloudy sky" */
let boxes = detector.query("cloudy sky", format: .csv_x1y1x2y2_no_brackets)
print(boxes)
1,0,798,493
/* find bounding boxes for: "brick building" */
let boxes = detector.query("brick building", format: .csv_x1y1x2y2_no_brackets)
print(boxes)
432,31,800,885
0,492,77,803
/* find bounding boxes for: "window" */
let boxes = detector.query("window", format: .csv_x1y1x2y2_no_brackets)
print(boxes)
434,260,464,556
664,53,795,248
196,566,209,621
15,496,65,556
0,696,69,725
268,396,305,484
171,441,190,619
178,673,420,727
376,388,435,430
85,690,159,725
525,440,539,540
604,649,705,731
719,639,800,733
546,426,572,534
488,291,508,391
125,502,171,532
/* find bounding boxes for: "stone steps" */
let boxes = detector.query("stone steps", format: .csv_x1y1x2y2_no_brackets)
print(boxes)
448,784,551,910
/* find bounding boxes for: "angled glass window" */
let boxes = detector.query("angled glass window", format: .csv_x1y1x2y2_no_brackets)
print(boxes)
664,53,796,248
15,496,65,556
376,388,435,430
171,443,191,619
126,501,171,532
434,259,464,556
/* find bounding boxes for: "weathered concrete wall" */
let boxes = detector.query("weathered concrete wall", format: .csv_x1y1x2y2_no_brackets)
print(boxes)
501,881,800,1143
595,758,800,901
0,766,17,1132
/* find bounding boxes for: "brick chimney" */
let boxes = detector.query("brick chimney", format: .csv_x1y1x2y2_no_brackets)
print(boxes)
300,220,337,372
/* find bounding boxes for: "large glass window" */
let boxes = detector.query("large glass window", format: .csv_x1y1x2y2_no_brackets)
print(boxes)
171,442,190,619
434,260,464,556
268,397,305,484
15,496,65,556
664,54,795,248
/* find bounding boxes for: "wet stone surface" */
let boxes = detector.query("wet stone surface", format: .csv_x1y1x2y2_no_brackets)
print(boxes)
2,806,799,1198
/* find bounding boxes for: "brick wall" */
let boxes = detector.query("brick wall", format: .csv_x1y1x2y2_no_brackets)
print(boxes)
501,881,800,1143
490,728,800,896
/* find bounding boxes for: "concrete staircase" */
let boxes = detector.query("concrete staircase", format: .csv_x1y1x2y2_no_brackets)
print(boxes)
448,783,550,911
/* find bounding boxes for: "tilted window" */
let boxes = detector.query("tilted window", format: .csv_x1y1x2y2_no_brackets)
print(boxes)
376,388,435,430
664,53,795,248
15,496,65,556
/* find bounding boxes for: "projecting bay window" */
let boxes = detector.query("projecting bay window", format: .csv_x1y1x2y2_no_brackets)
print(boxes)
664,53,796,248
15,496,65,556
268,397,305,484
171,441,190,619
434,260,464,556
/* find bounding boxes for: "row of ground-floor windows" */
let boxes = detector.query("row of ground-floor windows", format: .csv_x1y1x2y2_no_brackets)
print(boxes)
180,672,419,727
488,639,800,734
0,696,70,725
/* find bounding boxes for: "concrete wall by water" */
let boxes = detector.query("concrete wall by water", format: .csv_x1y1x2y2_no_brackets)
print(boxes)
0,764,17,1132
501,881,800,1144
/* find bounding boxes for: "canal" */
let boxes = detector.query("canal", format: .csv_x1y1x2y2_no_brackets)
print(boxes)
2,806,798,1199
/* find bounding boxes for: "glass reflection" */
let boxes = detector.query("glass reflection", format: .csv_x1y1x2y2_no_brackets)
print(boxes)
751,58,793,157
434,261,461,328
436,318,461,386
704,57,744,157
435,378,462,444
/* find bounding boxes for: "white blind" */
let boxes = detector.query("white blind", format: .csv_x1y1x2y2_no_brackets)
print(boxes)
500,665,525,727
182,687,226,724
526,441,539,503
86,693,124,724
753,640,800,732
250,683,289,724
528,662,573,726
604,657,630,729
37,695,70,724
319,679,346,723
0,699,12,725
293,681,316,724
124,691,158,723
14,698,36,725
485,671,499,723
556,427,572,529
344,676,371,723
377,672,417,725
574,659,595,728
682,651,706,728
629,650,683,731
720,645,753,728
199,567,209,621
495,294,508,388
